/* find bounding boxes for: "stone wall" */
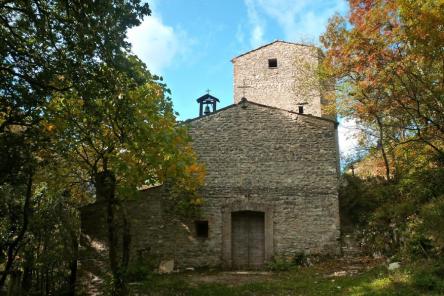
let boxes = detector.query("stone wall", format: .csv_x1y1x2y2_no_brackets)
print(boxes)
79,186,222,271
79,100,340,285
187,101,340,261
78,186,222,292
233,41,324,117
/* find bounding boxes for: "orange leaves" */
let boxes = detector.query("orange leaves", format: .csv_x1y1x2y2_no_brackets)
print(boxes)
185,163,206,187
322,0,444,161
322,0,407,107
355,103,368,115
357,79,372,89
44,123,56,133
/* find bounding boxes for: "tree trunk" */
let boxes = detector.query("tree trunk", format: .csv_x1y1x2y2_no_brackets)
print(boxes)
68,229,79,296
0,174,33,288
120,204,131,279
95,170,130,296
21,249,34,295
376,116,391,180
7,270,22,296
45,268,49,296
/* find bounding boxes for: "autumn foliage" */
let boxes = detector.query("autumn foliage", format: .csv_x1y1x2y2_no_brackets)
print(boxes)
327,0,444,263
321,0,444,179
1,1,204,295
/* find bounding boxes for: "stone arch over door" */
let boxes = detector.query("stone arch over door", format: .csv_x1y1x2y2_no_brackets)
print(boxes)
222,202,273,268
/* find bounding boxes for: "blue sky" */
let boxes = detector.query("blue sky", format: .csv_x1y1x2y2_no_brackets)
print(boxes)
127,0,357,156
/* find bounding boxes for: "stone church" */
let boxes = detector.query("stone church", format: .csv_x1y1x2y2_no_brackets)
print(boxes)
80,40,340,273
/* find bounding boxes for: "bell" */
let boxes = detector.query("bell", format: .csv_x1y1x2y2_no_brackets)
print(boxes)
204,104,211,115
197,93,220,117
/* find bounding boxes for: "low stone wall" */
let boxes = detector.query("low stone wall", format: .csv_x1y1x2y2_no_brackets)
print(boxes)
78,186,222,293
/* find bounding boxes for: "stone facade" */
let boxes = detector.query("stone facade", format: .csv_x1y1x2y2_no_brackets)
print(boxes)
186,102,340,265
80,102,340,272
79,41,340,283
233,40,324,117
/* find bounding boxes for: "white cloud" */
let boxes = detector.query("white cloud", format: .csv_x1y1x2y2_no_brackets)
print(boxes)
251,26,265,47
127,12,190,75
235,24,246,45
250,0,348,44
338,118,359,158
244,0,266,47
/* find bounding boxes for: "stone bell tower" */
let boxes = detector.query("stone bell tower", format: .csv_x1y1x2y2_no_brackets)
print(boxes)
232,40,326,117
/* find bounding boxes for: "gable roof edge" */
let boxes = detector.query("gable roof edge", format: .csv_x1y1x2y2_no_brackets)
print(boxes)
245,100,338,126
231,40,319,62
181,99,338,126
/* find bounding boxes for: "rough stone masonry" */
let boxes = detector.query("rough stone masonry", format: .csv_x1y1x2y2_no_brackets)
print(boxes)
79,41,340,281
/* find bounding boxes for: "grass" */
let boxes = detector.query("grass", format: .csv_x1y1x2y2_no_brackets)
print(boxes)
129,259,444,296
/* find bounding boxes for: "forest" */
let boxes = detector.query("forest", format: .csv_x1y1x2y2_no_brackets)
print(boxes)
1,0,443,295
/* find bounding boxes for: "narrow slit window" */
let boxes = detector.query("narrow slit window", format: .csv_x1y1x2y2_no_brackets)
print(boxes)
195,220,209,238
298,106,304,114
268,58,277,68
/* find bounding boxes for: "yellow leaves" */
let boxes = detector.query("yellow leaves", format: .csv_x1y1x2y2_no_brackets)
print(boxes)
44,123,56,133
185,163,206,187
190,197,204,206
152,83,164,98
38,57,206,212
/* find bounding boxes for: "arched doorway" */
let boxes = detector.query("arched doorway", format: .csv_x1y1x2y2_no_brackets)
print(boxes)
231,211,265,269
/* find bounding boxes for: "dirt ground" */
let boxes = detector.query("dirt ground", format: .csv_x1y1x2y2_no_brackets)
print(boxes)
187,271,274,286
184,256,383,286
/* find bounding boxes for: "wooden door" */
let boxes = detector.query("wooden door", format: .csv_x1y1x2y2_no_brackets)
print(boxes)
231,211,265,269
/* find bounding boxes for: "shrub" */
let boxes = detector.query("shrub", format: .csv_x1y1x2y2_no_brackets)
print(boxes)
267,256,295,271
126,262,153,282
267,253,310,271
340,168,444,259
267,257,295,271
413,272,441,291
125,252,157,282
419,196,444,255
292,252,309,266
412,266,444,293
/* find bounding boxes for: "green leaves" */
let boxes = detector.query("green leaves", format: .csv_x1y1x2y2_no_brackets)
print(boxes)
0,1,173,293
1,2,205,293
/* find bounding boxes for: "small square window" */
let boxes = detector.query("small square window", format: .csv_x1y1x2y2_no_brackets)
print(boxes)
298,106,304,114
268,58,277,68
195,220,208,238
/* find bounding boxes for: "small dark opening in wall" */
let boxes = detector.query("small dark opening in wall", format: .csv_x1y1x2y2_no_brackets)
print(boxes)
268,58,277,68
195,220,209,238
298,106,304,114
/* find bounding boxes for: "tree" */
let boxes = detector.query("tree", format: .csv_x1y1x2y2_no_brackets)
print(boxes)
47,56,205,295
1,2,205,294
1,0,150,132
321,0,444,176
322,0,444,264
1,0,150,290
